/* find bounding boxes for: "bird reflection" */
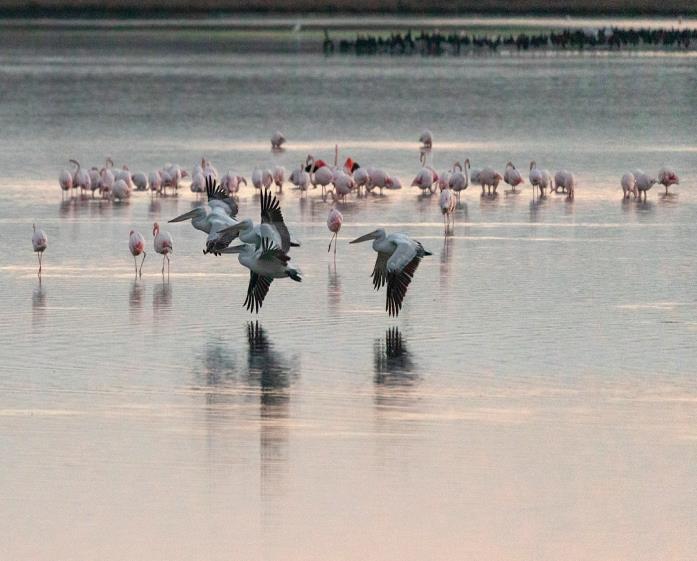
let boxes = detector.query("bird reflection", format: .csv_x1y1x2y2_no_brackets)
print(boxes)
327,263,341,312
373,327,417,386
32,282,47,327
152,282,172,312
129,280,144,312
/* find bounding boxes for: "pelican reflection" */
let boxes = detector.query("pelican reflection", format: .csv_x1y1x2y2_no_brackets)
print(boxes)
374,327,418,386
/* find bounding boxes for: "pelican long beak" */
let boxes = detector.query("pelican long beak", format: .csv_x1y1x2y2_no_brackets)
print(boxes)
349,231,377,244
168,209,200,223
219,244,246,254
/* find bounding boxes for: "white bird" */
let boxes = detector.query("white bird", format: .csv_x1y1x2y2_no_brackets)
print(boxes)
327,192,343,255
99,167,115,199
367,167,389,194
221,239,302,313
411,153,437,194
153,222,173,276
553,170,576,199
439,185,456,232
129,230,146,277
312,164,334,195
251,168,265,191
449,159,470,201
385,175,402,190
657,166,679,195
262,168,274,190
634,171,656,202
271,131,286,149
353,167,370,194
221,171,247,194
132,171,148,191
70,159,91,196
272,166,285,191
503,161,524,193
114,165,134,190
58,167,73,197
478,167,503,196
112,178,130,201
218,188,296,254
32,224,48,277
289,162,311,194
190,172,206,194
88,167,101,197
621,172,636,200
169,177,240,255
332,169,354,200
419,129,433,149
349,229,431,317
148,171,162,195
529,161,552,197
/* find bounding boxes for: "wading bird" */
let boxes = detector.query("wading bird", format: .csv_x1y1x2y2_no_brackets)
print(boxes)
621,172,636,199
221,239,302,313
129,230,146,277
58,167,73,197
153,222,173,276
419,129,433,149
439,184,456,231
327,192,343,255
657,166,679,195
449,159,470,201
271,131,286,149
350,229,431,317
553,170,576,199
634,171,656,202
529,161,552,197
503,161,524,193
32,224,48,277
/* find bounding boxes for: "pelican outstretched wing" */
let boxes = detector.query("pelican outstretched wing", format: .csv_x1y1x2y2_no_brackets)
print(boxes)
371,252,389,290
244,272,274,313
384,241,428,317
259,237,290,266
206,176,238,217
260,189,292,253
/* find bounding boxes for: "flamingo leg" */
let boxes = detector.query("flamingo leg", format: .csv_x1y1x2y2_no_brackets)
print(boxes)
161,255,165,275
139,252,146,277
166,254,170,278
37,253,41,276
334,233,338,255
134,255,138,277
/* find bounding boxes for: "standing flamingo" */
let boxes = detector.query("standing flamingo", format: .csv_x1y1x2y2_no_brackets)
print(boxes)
449,159,470,202
529,161,552,198
32,224,48,277
419,129,433,149
411,153,437,194
503,162,524,194
272,166,285,191
657,167,679,195
153,222,173,277
621,172,636,200
289,162,311,194
634,171,656,202
439,183,456,232
271,131,286,149
327,192,343,255
129,230,147,277
58,167,73,198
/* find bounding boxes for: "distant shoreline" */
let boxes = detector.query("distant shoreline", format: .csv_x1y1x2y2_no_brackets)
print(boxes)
0,3,696,19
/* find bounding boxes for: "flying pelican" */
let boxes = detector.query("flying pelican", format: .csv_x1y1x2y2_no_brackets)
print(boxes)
169,177,240,255
327,192,343,255
129,230,146,277
221,239,302,313
621,172,636,199
350,229,431,317
153,222,173,276
32,224,48,277
271,131,286,149
503,162,524,194
449,159,470,202
218,188,296,253
657,166,679,195
419,129,433,149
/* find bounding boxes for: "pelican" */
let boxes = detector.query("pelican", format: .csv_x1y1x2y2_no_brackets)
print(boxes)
449,159,470,201
327,192,343,255
271,131,286,149
419,129,433,148
32,224,48,277
129,230,146,277
153,222,173,276
221,239,302,313
657,166,679,195
168,177,240,255
218,188,296,253
621,172,636,200
350,229,431,317
503,162,524,194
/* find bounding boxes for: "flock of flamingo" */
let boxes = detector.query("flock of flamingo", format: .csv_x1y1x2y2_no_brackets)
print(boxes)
37,129,683,316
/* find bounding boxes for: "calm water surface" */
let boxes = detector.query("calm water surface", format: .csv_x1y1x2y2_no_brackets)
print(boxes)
0,20,696,561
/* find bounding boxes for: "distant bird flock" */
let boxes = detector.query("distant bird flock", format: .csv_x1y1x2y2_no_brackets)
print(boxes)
42,130,683,316
323,26,697,56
